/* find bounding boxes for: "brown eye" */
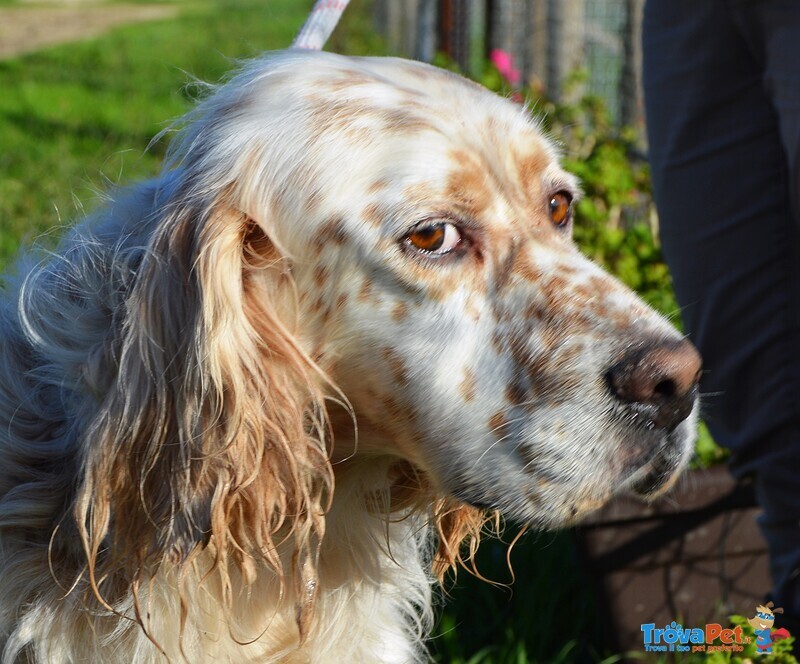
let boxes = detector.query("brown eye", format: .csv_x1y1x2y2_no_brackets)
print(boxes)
404,222,462,255
549,192,573,227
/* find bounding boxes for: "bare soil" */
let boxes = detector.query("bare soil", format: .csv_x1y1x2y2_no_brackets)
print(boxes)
0,3,179,59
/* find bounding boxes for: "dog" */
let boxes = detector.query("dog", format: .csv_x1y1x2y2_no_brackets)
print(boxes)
0,50,701,662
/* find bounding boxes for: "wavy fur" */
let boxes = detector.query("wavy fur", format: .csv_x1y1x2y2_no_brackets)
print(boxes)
0,50,697,662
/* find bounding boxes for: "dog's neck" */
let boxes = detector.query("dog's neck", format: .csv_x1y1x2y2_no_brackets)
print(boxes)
143,455,432,662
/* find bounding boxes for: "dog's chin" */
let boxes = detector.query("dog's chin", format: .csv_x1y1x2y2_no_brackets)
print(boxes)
628,460,680,498
451,420,695,526
626,430,692,499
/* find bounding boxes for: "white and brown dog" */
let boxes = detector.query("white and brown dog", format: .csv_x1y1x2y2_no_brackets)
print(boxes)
0,50,700,662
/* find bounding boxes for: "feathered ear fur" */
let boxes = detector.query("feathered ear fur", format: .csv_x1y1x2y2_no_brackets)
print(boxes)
387,462,495,582
432,500,495,581
73,178,333,637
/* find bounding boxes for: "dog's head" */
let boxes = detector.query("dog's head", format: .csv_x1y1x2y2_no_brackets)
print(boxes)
72,51,699,605
186,51,699,523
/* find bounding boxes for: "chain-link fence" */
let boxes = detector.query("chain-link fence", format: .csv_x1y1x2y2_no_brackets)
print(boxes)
373,0,644,130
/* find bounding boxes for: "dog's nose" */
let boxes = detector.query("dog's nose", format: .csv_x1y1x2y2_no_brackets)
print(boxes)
606,338,702,432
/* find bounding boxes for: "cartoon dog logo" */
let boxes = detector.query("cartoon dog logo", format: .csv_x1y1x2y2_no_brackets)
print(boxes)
748,602,784,655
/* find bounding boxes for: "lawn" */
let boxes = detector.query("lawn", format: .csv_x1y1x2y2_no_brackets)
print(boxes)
0,0,381,266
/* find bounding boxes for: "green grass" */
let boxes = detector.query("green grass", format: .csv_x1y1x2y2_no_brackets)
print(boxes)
431,531,610,664
0,0,335,266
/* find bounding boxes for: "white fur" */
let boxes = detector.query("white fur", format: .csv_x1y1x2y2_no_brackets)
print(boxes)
0,51,698,662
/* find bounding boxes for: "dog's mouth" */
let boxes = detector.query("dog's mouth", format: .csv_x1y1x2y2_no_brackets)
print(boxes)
451,411,695,524
624,424,693,499
628,452,681,497
420,363,699,527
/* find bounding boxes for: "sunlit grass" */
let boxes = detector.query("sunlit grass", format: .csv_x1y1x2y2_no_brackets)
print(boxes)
0,0,334,266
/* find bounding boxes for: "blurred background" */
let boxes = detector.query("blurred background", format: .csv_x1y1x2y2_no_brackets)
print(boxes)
0,1,785,661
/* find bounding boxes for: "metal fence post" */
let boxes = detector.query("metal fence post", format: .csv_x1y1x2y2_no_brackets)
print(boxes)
547,0,585,101
415,0,438,62
488,0,528,82
371,0,645,135
620,0,644,131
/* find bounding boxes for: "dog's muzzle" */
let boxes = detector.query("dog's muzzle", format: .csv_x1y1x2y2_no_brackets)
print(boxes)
605,337,702,434
605,336,702,496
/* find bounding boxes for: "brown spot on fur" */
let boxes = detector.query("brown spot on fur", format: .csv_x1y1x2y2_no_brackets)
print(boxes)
528,364,582,405
554,344,583,369
424,275,465,303
523,301,548,323
369,178,391,194
402,182,436,204
587,298,610,318
589,275,612,293
512,250,545,283
380,393,417,422
446,156,493,218
382,347,409,386
508,334,531,369
320,71,375,93
381,108,435,133
516,149,550,192
313,265,328,289
536,324,567,356
318,216,348,246
540,276,568,303
308,99,377,138
505,382,528,406
612,310,633,330
358,279,374,303
391,301,408,322
491,330,505,354
488,410,508,434
458,368,477,402
493,240,521,293
573,284,594,301
362,203,385,228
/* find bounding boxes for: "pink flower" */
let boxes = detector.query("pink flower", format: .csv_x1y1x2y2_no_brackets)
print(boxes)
490,49,521,86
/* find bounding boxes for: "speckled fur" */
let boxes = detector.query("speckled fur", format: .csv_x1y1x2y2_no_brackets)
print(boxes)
0,51,697,662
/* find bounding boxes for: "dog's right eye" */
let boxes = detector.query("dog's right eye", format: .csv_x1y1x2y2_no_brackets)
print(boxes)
403,222,462,255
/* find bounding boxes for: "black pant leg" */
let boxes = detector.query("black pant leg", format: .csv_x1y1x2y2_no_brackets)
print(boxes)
644,0,800,617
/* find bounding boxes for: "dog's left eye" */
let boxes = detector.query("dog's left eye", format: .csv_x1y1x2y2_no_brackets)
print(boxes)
404,221,462,255
549,191,573,227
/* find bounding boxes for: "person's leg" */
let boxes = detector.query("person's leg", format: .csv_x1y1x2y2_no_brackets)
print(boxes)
729,0,800,619
644,0,800,617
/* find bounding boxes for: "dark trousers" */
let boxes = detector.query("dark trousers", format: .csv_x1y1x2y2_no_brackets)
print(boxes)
643,0,800,618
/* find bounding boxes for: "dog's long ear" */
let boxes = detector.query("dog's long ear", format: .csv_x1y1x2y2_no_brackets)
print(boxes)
74,180,332,623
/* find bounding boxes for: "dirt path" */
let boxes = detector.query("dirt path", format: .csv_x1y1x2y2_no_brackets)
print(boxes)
0,3,179,59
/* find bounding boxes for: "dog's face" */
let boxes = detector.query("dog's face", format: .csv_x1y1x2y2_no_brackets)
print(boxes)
214,52,700,528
